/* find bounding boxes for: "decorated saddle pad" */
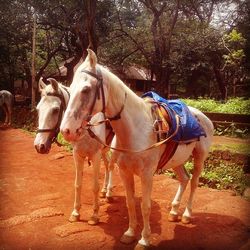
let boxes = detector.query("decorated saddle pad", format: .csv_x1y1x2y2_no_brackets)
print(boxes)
142,91,206,143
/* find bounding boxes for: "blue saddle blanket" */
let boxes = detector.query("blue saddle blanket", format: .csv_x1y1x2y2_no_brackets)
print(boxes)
142,91,206,142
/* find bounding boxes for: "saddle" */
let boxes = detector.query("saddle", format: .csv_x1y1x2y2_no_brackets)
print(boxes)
144,97,178,170
143,91,207,170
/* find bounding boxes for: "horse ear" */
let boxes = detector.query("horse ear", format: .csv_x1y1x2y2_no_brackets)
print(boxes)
38,78,46,92
87,49,97,68
47,78,59,92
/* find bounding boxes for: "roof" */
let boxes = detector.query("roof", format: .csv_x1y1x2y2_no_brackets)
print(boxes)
123,66,155,80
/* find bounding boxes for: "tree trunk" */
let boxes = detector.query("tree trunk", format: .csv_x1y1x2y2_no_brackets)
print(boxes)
185,70,201,98
31,13,36,108
213,65,227,101
153,66,171,98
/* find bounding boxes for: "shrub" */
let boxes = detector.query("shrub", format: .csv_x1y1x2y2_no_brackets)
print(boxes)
182,97,250,115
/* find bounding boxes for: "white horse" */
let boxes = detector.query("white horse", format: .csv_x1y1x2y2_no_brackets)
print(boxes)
0,90,13,126
60,49,214,249
34,77,114,225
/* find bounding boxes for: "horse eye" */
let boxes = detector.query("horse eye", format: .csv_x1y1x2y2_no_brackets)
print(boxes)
81,86,91,94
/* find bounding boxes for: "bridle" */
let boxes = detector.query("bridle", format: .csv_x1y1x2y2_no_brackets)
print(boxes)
36,86,70,146
81,67,127,124
81,67,106,122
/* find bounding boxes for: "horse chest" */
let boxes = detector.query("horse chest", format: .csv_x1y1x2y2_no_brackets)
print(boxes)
117,150,159,176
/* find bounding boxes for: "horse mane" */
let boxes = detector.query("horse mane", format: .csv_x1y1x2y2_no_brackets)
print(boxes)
99,65,146,112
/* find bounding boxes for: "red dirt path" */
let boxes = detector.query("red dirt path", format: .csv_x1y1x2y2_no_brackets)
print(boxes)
0,128,249,250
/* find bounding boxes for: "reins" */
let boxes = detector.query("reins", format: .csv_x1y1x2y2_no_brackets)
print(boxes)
80,67,181,154
86,114,180,153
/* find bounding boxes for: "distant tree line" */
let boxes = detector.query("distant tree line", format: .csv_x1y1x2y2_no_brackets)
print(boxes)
0,0,249,102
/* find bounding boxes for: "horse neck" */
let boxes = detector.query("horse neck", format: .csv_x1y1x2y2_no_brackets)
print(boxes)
104,69,154,150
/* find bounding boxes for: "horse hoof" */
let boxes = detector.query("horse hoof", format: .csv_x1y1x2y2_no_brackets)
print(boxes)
181,215,191,224
120,234,136,244
100,191,106,198
168,213,178,222
88,216,99,225
106,196,114,203
134,243,150,250
69,214,80,222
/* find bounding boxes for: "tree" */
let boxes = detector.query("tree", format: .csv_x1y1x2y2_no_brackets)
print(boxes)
0,0,100,104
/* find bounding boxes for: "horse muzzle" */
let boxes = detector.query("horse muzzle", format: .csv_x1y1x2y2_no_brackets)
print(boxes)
60,126,84,142
34,143,51,154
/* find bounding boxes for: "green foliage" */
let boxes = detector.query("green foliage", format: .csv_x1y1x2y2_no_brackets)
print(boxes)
164,159,249,195
57,132,73,152
200,160,249,195
183,97,250,115
214,123,249,138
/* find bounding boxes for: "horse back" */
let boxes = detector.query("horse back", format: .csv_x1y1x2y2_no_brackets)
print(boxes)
0,90,13,108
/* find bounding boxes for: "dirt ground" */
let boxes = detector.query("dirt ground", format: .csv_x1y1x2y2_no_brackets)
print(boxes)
0,128,249,250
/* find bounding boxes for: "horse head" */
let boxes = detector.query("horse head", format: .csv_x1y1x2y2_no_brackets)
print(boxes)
60,49,107,142
34,77,69,154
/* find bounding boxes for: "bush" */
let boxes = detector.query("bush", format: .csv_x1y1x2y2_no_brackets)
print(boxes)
182,97,250,115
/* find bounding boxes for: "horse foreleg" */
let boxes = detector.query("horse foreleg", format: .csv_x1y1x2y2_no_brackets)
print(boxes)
136,173,153,248
69,149,84,222
119,168,137,245
169,165,190,222
103,152,113,202
100,151,110,198
182,153,204,224
88,152,101,225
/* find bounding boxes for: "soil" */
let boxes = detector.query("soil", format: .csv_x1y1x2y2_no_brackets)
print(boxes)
0,128,250,250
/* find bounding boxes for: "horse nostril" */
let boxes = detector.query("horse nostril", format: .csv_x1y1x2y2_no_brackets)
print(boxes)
76,128,82,136
62,128,70,135
40,144,45,150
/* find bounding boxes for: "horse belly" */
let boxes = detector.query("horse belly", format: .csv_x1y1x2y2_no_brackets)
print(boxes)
163,142,195,170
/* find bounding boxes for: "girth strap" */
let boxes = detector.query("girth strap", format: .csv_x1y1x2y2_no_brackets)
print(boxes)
157,140,178,170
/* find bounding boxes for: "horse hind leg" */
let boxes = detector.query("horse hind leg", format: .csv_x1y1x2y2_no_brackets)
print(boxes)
106,170,113,203
2,104,8,125
182,151,205,224
7,103,12,125
168,165,190,222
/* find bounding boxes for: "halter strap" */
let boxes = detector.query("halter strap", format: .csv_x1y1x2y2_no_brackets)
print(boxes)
36,86,70,146
81,67,127,123
107,92,127,121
